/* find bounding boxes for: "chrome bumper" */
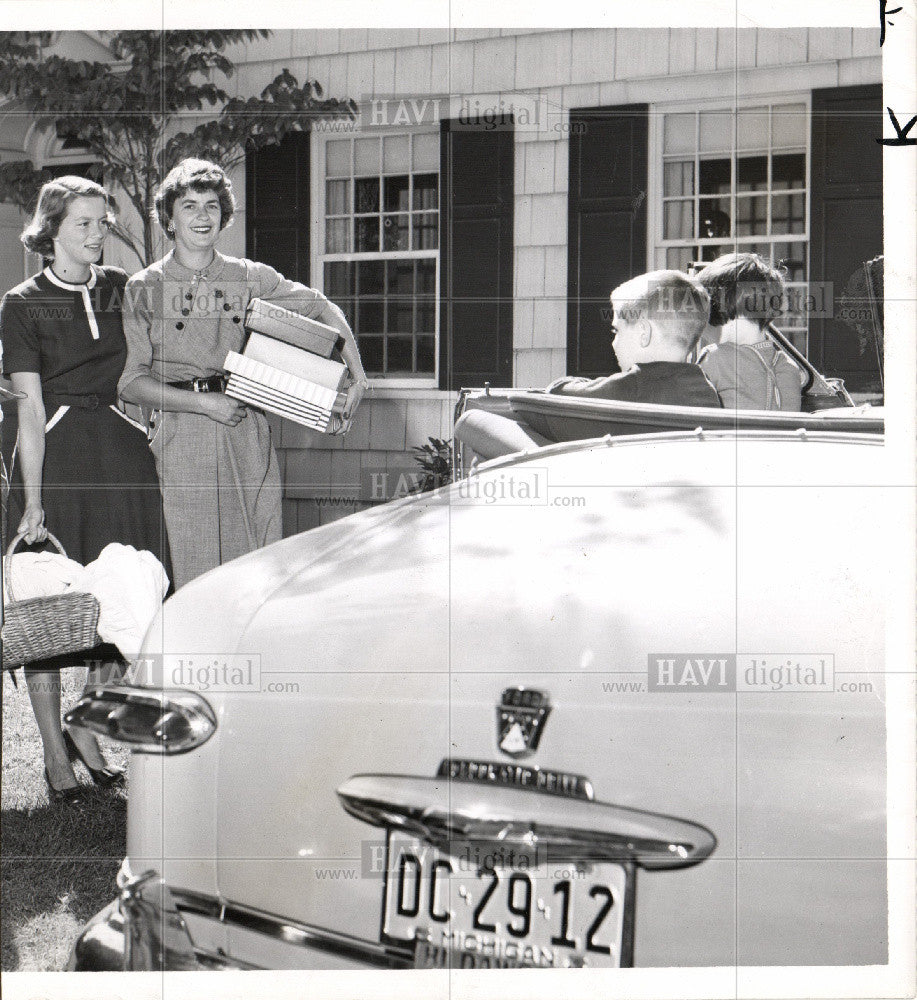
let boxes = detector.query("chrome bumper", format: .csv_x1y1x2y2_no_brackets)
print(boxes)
68,860,245,971
69,858,409,971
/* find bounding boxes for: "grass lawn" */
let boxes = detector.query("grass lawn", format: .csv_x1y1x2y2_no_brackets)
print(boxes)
1,667,128,971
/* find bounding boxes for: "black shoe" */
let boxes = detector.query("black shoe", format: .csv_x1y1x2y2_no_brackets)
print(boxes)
44,767,84,803
63,728,126,789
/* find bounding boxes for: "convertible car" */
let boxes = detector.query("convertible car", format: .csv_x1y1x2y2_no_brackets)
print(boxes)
66,419,888,971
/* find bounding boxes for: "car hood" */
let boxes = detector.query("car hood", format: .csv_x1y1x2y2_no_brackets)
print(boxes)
130,433,888,967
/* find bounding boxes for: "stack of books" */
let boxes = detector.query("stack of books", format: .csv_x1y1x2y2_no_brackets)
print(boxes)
224,299,349,432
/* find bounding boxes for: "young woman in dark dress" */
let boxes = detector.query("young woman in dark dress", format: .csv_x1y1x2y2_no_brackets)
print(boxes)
0,176,171,801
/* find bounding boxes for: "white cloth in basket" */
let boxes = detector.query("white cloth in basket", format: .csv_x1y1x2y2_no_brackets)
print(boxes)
6,543,169,660
5,550,85,599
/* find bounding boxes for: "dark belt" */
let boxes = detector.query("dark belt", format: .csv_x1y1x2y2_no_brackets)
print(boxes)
43,392,114,409
167,375,228,393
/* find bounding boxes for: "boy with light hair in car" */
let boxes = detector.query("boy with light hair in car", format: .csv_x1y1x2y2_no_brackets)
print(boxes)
548,270,720,407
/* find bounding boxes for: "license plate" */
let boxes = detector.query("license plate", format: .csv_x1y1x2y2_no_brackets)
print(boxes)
381,832,629,968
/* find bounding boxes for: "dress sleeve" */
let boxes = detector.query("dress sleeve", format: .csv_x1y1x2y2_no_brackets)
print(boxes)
698,344,737,407
0,293,41,375
118,275,156,395
247,260,327,319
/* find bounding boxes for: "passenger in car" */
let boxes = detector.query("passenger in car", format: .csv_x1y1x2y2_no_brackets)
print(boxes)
695,252,803,411
547,270,720,407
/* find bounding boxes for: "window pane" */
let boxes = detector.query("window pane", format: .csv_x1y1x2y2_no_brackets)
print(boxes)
771,193,805,235
412,173,438,210
664,113,695,154
416,335,435,374
735,195,768,236
664,161,694,197
737,155,768,192
382,213,409,251
357,260,384,295
666,246,695,271
387,336,413,372
413,211,438,250
699,157,730,195
355,137,379,175
416,259,436,295
387,261,415,333
664,200,693,239
772,242,807,282
358,335,383,372
772,153,805,190
772,103,806,148
383,134,410,174
736,107,769,152
325,218,352,254
359,298,384,332
383,175,410,213
387,299,414,334
783,285,808,330
416,295,435,331
336,298,355,327
355,177,380,213
326,179,350,216
698,198,731,238
699,111,732,152
326,140,351,177
413,132,439,172
697,242,733,263
324,261,354,299
355,217,380,252
745,242,773,260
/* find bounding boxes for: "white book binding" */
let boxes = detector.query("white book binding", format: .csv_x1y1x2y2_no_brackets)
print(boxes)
243,332,348,391
224,352,347,431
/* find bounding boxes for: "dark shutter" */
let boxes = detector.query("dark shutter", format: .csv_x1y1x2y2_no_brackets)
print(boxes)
439,119,514,390
809,85,883,393
245,132,311,283
567,105,648,378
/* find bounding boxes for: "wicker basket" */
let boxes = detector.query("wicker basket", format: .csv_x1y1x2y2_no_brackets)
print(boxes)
2,531,101,669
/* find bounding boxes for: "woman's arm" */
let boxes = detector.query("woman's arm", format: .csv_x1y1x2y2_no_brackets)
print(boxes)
313,298,368,430
119,277,247,426
10,371,49,542
251,263,368,431
119,374,247,426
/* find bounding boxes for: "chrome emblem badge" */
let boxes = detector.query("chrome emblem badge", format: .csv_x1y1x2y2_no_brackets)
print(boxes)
497,688,551,759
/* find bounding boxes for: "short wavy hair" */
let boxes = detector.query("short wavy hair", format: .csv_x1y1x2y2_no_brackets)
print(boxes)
154,158,235,239
612,270,711,354
695,252,787,329
20,176,115,259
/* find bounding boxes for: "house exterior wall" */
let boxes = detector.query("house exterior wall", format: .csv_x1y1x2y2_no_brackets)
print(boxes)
227,28,878,530
0,29,882,536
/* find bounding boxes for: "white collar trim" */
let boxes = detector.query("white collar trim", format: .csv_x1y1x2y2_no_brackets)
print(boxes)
43,265,100,339
43,265,98,291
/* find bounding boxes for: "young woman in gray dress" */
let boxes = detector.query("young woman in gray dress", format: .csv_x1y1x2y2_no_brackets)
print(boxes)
118,159,367,589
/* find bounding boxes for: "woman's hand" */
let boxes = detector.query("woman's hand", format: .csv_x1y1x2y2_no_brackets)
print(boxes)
18,504,48,545
331,379,366,436
198,393,248,427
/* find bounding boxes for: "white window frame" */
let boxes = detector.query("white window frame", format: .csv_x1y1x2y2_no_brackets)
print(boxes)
311,126,441,390
648,92,812,352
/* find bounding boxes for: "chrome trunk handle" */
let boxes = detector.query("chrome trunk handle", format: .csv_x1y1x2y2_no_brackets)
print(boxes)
337,774,715,870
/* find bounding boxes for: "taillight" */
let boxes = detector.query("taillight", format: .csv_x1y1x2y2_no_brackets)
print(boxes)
64,686,217,754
